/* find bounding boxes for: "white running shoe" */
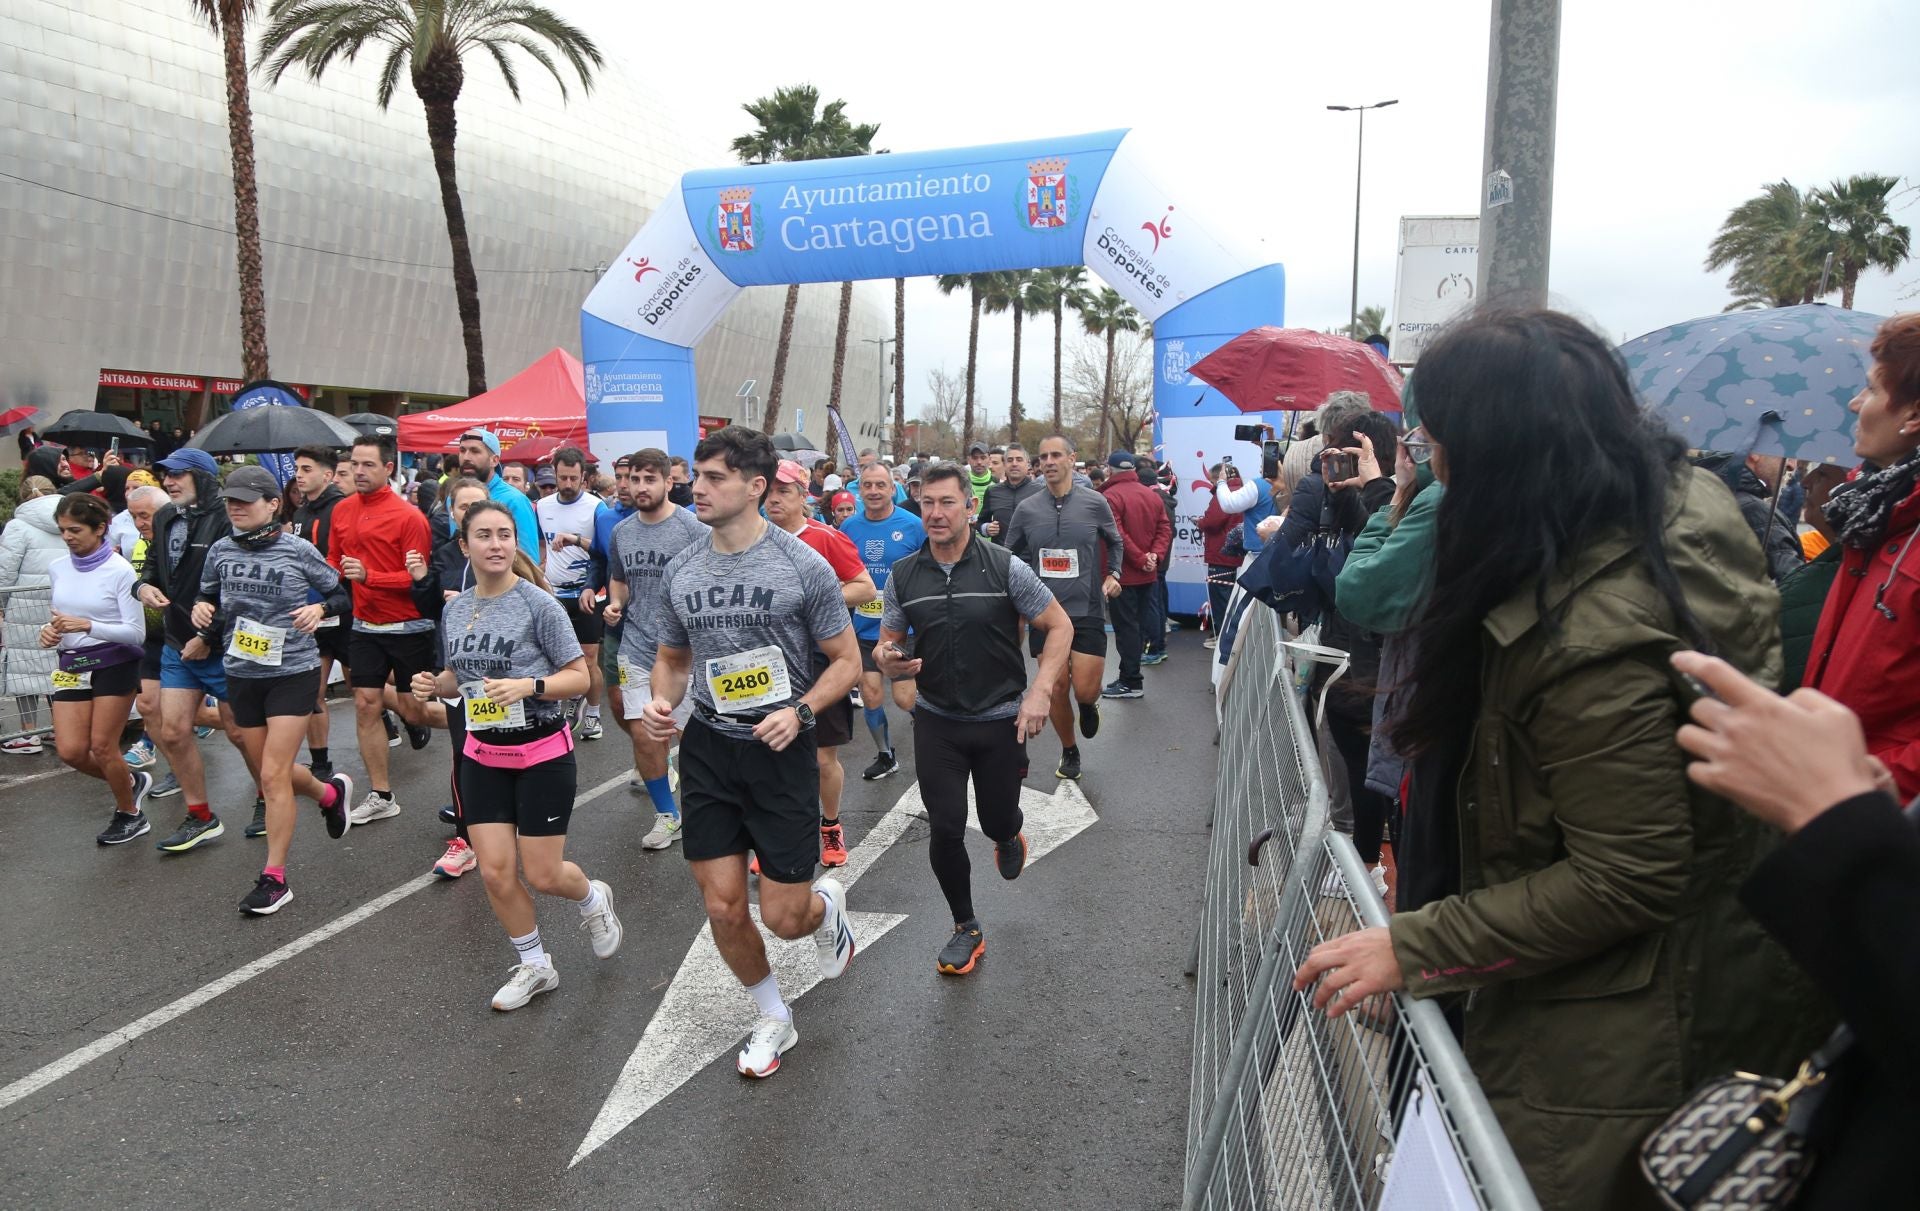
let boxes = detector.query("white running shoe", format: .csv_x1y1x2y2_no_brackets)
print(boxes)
2,735,43,755
641,813,682,850
349,791,401,825
813,877,855,979
579,879,623,958
736,1015,799,1078
490,962,559,1011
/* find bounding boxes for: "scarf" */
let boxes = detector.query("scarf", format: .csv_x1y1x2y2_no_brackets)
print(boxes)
232,522,282,551
73,542,114,573
1824,447,1920,551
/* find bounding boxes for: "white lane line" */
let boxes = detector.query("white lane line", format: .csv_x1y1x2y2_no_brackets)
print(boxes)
0,766,74,789
0,768,633,1114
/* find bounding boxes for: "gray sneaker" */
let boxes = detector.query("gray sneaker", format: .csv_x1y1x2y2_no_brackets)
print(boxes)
349,791,400,825
578,879,623,958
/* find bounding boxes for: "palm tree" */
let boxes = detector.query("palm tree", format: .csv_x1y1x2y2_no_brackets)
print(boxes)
192,0,271,382
1805,174,1912,310
1026,267,1091,432
1705,181,1827,310
259,0,602,398
1080,287,1141,452
1342,304,1387,340
891,276,907,461
979,271,1034,440
936,273,987,450
728,85,877,434
826,133,885,421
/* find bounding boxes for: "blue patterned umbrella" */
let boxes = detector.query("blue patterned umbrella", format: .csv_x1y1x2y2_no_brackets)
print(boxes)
1620,303,1882,466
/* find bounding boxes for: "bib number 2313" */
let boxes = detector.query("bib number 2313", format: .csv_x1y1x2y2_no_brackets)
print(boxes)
705,645,790,715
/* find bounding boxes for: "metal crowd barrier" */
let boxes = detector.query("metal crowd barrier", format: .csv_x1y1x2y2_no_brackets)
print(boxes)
1186,603,1540,1211
0,582,58,743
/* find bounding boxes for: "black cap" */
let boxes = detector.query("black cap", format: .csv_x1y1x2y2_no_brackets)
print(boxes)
219,465,282,502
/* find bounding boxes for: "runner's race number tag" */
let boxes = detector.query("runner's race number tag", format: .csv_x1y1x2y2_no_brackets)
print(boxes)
229,617,287,667
616,655,640,689
1038,547,1079,578
50,668,91,692
855,598,886,617
460,680,526,731
705,645,789,714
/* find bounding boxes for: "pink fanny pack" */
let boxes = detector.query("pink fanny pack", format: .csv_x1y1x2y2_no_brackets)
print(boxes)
463,726,574,770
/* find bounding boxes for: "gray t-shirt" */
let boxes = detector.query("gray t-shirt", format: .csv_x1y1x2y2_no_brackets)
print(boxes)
608,507,709,672
657,521,850,738
439,579,584,728
199,534,343,679
882,552,1057,722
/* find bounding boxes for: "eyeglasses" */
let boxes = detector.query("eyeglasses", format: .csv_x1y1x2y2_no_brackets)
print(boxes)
1401,427,1434,465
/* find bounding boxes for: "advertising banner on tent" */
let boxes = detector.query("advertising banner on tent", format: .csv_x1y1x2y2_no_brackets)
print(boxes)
228,381,304,485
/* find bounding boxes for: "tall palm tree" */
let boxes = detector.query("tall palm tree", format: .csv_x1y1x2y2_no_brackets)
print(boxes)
729,84,877,434
1080,287,1141,452
259,0,602,398
936,273,986,450
826,132,885,421
979,271,1034,440
1805,174,1912,310
1026,267,1090,432
891,276,907,461
1705,181,1827,310
1342,304,1387,339
192,0,271,383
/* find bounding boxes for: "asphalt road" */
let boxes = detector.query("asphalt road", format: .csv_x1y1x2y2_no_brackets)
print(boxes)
2,632,1217,1210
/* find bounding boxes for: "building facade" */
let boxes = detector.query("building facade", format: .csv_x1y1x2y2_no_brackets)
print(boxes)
0,0,889,455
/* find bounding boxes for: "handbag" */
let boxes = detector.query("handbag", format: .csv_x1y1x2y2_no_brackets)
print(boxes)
1639,1023,1851,1210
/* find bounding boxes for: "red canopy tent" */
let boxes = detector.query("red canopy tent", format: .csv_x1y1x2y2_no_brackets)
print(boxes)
396,348,587,452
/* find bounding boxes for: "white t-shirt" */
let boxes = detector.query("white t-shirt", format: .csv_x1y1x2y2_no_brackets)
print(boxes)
536,490,600,599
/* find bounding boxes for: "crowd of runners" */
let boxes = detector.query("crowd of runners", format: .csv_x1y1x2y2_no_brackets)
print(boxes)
32,421,1172,1076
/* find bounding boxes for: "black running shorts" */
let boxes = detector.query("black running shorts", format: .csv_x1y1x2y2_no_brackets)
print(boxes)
228,667,323,728
458,732,576,837
1028,616,1107,659
51,658,142,702
314,618,352,664
678,716,820,883
348,627,439,690
139,639,163,682
813,691,854,748
562,595,604,645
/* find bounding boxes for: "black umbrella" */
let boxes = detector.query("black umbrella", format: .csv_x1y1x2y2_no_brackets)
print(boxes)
342,412,398,438
189,406,360,454
41,410,154,448
770,432,812,453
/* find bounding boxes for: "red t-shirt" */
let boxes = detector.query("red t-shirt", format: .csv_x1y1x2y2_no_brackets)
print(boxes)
793,518,866,583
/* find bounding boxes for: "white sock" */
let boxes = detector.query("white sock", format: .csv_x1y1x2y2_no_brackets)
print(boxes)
575,881,606,916
746,972,790,1022
509,928,550,968
585,705,601,719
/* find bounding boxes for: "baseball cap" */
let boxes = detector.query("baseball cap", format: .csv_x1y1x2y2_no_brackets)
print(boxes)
157,448,219,478
967,441,988,456
1107,450,1137,470
459,428,502,455
774,459,808,486
534,466,557,487
822,473,843,492
219,464,282,501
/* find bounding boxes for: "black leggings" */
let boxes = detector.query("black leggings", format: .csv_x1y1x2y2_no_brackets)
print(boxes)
446,700,468,843
1326,705,1397,866
913,709,1027,925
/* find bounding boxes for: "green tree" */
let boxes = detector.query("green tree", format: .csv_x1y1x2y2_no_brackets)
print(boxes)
192,0,271,383
1341,304,1387,340
979,270,1035,441
935,273,988,450
1025,267,1091,433
729,84,878,435
259,0,603,397
1079,287,1141,452
1805,174,1912,310
1705,181,1827,310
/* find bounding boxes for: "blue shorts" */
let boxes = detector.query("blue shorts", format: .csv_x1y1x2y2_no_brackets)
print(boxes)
159,645,229,701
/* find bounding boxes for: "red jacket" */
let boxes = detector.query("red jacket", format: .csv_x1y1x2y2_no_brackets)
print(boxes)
1197,475,1244,566
1805,477,1920,798
328,486,432,626
1097,474,1173,587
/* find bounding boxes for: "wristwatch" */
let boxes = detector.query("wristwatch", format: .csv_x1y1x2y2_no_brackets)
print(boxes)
794,702,816,730
532,678,546,700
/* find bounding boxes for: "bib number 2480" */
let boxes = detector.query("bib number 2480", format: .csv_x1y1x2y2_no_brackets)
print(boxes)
705,645,790,715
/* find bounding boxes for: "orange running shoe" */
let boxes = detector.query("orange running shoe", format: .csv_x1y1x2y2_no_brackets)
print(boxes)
820,821,848,868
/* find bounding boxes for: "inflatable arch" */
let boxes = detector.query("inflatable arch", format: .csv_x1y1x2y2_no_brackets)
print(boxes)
581,128,1286,615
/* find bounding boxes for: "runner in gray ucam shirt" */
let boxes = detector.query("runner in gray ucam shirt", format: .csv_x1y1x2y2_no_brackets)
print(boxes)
439,579,583,728
198,533,348,678
657,521,849,739
607,507,709,673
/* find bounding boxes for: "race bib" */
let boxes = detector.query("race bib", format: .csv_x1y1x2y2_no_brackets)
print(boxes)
1038,547,1080,578
705,645,790,715
460,680,527,731
50,668,90,692
855,598,886,618
358,620,409,633
229,617,287,667
315,615,340,629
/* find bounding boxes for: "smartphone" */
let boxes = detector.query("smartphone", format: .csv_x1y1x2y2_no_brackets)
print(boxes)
1261,439,1283,464
1220,453,1234,467
1233,423,1264,444
1326,452,1357,481
109,436,120,457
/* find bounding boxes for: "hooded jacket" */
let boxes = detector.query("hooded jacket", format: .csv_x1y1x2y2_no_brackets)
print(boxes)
138,467,230,648
1695,452,1803,582
1096,472,1171,586
1385,467,1828,1211
0,494,67,696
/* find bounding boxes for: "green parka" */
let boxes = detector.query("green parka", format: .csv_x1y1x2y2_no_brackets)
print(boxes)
1386,466,1829,1210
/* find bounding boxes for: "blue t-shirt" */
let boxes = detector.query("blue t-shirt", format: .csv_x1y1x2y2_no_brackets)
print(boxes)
488,473,542,562
1240,478,1277,555
838,506,927,641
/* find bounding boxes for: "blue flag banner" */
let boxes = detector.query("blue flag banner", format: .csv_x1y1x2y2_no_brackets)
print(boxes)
827,405,858,471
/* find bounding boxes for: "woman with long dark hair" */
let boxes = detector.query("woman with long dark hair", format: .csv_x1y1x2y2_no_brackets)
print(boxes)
1293,311,1825,1210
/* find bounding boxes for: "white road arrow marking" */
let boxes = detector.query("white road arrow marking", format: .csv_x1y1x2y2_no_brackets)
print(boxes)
570,775,1099,1168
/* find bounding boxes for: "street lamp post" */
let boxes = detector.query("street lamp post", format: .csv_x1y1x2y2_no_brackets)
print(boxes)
861,336,895,448
1327,99,1398,337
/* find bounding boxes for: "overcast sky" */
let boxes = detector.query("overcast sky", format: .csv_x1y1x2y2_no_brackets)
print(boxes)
584,0,1918,430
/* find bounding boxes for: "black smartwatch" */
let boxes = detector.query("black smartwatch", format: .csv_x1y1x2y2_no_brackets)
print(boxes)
532,678,546,700
794,702,815,730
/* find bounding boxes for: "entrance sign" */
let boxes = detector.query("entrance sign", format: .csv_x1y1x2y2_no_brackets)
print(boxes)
582,129,1287,613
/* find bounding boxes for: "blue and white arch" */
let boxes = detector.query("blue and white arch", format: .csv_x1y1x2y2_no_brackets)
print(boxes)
582,128,1286,613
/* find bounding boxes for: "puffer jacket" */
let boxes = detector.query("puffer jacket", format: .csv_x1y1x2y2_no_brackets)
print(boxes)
1386,466,1830,1211
0,494,66,695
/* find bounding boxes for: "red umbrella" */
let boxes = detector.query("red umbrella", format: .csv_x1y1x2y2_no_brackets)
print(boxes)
1189,327,1403,413
499,435,563,466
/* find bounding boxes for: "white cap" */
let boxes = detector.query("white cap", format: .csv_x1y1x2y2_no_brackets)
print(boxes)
823,474,843,491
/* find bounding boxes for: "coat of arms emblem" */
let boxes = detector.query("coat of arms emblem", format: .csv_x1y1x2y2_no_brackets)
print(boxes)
1026,158,1069,229
717,186,755,252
